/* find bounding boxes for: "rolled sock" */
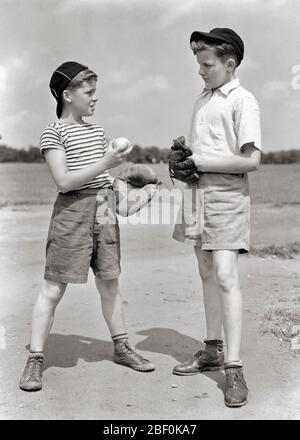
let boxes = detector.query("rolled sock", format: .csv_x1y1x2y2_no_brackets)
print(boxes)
224,359,243,368
204,339,223,344
112,333,128,343
204,339,223,348
29,350,44,357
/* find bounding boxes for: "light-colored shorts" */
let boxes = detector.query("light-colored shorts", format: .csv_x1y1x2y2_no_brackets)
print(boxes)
44,187,121,284
173,173,250,254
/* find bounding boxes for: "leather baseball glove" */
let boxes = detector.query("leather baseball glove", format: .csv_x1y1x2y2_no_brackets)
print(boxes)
169,136,200,184
113,164,160,216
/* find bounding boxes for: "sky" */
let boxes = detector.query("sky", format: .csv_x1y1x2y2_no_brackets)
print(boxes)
0,0,300,152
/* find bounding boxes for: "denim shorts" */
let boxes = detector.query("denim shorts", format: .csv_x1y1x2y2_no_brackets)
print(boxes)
44,187,121,284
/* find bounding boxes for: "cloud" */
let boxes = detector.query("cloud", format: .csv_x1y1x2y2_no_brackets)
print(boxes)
155,0,288,28
0,0,297,151
105,63,170,100
156,0,201,28
55,0,141,15
55,0,288,28
263,0,287,8
111,73,170,100
0,53,29,81
261,80,291,100
107,70,128,86
238,57,259,73
0,110,29,146
260,78,300,111
1,110,28,126
287,99,300,110
105,65,134,87
0,54,29,108
0,66,7,91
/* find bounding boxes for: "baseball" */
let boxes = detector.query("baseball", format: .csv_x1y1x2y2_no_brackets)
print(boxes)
113,137,131,152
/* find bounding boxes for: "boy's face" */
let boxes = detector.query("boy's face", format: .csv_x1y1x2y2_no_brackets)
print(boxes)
196,49,232,89
66,79,97,117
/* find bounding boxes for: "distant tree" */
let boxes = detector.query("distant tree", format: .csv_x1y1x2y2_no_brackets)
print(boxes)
0,140,300,164
0,144,43,162
0,145,18,162
143,146,160,163
24,146,44,162
261,149,300,164
159,148,170,163
126,144,145,163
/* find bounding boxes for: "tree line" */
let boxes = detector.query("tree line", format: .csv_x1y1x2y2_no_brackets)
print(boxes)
0,143,300,164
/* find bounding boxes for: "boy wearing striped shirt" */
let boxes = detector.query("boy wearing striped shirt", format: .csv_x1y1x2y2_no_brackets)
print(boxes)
20,61,155,392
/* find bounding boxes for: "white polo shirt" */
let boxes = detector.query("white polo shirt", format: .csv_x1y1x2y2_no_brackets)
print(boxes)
189,77,262,159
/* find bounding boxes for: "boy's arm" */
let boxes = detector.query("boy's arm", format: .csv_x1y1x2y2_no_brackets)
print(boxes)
191,143,261,173
44,145,129,193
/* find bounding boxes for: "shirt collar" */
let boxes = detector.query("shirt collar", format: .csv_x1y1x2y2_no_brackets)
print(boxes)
202,77,240,96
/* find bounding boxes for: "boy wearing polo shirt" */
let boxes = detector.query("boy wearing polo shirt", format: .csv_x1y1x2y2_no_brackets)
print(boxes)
172,29,262,407
19,62,155,392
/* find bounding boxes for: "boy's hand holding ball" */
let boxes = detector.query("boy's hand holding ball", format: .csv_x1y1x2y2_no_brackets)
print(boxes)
112,137,132,154
105,137,133,169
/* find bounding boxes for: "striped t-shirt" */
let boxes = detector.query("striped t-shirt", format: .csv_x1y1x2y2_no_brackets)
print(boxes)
40,121,113,190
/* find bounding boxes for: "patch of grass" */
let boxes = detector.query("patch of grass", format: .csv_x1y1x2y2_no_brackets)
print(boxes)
250,241,300,259
0,198,54,208
1,162,300,206
278,296,300,303
261,305,300,353
273,201,300,208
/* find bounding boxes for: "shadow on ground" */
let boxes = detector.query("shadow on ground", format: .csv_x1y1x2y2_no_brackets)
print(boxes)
24,328,227,393
135,328,226,393
135,327,203,362
26,334,113,371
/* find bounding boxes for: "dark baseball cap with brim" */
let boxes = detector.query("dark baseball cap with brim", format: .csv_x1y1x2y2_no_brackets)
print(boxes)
190,28,244,66
49,61,88,118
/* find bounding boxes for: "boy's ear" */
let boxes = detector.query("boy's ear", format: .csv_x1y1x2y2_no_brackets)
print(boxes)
226,58,236,72
62,89,72,104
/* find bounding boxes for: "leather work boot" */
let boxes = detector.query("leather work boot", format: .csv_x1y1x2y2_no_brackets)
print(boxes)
114,340,155,372
172,339,224,376
19,353,44,391
224,364,248,407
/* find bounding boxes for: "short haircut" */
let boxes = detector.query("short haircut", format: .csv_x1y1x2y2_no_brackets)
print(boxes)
191,40,238,67
60,68,98,111
66,68,98,91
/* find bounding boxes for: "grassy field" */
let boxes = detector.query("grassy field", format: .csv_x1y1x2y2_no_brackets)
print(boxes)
0,162,299,207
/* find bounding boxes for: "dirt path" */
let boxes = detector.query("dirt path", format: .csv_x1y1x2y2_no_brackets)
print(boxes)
0,205,299,420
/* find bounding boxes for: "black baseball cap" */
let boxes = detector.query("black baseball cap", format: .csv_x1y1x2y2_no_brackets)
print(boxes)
190,28,244,66
49,61,88,118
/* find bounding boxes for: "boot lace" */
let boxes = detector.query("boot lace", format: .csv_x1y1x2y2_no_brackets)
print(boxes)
25,356,43,382
122,342,147,362
227,369,248,390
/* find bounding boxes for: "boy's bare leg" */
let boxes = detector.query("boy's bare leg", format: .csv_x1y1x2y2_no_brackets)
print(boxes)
20,279,67,391
95,277,126,336
95,276,155,372
212,250,242,361
30,279,67,352
172,249,224,375
194,248,222,340
212,250,248,407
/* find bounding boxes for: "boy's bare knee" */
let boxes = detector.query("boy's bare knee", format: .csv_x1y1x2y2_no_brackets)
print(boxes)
194,249,213,281
95,277,118,289
40,280,66,305
214,269,237,292
199,268,213,282
95,277,119,298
